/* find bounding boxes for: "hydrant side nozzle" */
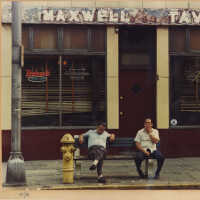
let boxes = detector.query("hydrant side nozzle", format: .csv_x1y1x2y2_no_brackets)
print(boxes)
71,146,76,153
60,146,66,153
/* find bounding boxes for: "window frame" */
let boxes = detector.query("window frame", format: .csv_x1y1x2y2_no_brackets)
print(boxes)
21,25,107,129
187,28,200,54
21,55,107,129
169,27,200,128
119,26,156,70
169,26,200,56
23,25,106,56
170,54,200,129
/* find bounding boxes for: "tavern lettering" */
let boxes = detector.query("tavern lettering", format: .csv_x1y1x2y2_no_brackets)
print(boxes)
3,5,200,25
39,9,200,24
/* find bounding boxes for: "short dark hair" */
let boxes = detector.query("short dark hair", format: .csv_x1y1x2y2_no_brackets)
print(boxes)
97,122,106,127
144,118,153,123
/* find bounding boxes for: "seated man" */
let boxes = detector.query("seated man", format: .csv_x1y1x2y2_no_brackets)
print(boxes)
134,118,165,179
79,122,115,183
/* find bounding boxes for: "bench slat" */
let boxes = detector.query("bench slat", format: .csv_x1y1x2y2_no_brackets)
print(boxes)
74,137,134,148
75,154,136,160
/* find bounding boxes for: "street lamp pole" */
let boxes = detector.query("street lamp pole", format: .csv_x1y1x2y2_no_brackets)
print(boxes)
5,1,26,186
0,0,2,188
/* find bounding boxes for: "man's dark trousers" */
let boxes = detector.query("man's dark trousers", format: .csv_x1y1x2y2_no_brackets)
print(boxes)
135,150,165,176
88,145,106,176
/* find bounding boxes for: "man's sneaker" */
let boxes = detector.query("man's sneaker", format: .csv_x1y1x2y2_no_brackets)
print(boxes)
89,164,97,170
140,174,148,179
138,170,146,179
97,176,106,184
153,174,160,179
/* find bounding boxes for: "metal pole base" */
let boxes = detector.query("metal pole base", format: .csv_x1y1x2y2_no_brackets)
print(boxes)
4,152,26,186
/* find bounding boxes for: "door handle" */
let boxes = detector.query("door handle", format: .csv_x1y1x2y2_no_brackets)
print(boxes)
120,96,124,100
120,112,124,116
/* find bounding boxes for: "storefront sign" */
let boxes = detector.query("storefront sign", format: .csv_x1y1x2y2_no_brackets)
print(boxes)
26,69,50,83
64,67,90,80
3,4,200,25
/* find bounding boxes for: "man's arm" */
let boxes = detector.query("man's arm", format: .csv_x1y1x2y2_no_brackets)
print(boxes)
105,131,115,142
148,131,160,144
79,131,90,144
79,134,84,144
134,132,150,156
109,133,115,142
135,142,150,156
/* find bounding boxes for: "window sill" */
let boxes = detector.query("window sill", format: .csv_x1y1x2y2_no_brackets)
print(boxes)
22,126,96,130
169,125,200,129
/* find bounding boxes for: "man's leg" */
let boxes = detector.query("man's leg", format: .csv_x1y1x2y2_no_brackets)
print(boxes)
88,146,106,172
151,150,165,179
135,151,146,178
88,147,98,170
97,159,106,183
97,159,103,176
89,148,106,184
96,151,107,183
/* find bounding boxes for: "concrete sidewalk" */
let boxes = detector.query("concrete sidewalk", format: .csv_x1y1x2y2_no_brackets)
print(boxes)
2,157,200,190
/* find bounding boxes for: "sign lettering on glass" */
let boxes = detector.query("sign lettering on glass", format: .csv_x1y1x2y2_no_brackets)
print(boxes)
64,66,90,80
26,69,50,83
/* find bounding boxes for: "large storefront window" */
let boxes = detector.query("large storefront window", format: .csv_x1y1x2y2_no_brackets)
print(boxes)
22,25,106,127
170,27,200,126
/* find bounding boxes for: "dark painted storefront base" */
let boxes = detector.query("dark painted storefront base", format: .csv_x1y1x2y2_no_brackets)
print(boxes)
2,129,200,161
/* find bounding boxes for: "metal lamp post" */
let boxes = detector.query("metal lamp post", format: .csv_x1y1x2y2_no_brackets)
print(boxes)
5,1,26,186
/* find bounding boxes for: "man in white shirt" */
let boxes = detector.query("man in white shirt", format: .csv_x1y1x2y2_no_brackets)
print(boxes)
134,118,165,179
79,122,115,183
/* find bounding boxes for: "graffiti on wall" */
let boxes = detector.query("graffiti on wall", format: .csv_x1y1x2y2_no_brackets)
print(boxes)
3,4,200,25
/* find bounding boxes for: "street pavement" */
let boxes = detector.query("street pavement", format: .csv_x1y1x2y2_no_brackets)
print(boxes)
2,157,200,189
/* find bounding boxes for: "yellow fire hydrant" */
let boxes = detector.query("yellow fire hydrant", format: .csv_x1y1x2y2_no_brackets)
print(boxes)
60,133,76,184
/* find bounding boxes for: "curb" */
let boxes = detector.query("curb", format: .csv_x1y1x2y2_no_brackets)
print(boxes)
41,183,200,190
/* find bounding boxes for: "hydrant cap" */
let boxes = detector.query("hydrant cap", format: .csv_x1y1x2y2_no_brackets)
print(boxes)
61,133,75,144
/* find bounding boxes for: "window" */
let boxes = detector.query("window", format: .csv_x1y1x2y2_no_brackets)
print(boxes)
169,29,186,53
169,27,200,53
22,55,105,127
21,25,106,127
90,27,105,51
170,27,200,127
22,25,106,53
119,27,155,69
121,53,150,66
61,56,105,126
189,29,200,51
22,26,29,49
34,25,58,49
22,56,60,126
63,27,88,49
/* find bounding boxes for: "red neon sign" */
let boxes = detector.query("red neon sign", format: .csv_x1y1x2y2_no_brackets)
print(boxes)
26,69,50,77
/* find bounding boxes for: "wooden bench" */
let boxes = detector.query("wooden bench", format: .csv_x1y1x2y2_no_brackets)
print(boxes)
74,135,158,178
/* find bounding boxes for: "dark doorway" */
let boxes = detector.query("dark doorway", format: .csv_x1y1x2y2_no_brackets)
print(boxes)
119,27,156,137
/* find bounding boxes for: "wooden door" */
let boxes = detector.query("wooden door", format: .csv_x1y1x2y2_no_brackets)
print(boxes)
119,69,156,137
